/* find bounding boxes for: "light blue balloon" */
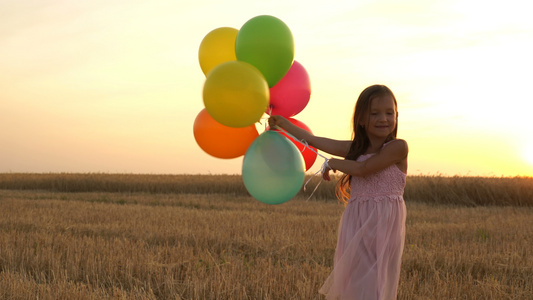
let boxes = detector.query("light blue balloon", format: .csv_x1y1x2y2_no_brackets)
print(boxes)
242,130,305,205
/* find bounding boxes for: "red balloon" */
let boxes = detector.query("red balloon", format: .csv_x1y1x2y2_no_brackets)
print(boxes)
193,109,259,159
270,118,317,171
268,61,311,117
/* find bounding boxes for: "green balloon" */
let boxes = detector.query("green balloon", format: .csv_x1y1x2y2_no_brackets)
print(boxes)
242,130,305,205
236,15,295,88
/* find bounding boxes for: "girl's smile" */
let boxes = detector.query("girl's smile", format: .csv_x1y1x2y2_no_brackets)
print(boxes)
363,95,397,139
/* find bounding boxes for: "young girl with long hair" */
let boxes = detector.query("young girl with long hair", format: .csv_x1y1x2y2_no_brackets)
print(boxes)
269,84,408,299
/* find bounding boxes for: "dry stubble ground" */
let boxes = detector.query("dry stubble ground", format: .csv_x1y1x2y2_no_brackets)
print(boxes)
1,187,532,299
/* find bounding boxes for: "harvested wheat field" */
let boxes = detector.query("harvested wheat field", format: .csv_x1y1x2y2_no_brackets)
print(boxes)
1,174,532,299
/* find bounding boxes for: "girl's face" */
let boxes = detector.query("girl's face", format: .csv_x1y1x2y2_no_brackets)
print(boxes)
361,95,397,139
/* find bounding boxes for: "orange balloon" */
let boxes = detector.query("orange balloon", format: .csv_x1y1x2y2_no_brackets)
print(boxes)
193,109,259,159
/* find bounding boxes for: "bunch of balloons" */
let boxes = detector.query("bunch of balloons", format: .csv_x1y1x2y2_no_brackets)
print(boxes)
193,15,316,205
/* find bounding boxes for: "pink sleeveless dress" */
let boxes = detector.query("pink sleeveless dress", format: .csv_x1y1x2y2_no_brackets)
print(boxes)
319,152,407,300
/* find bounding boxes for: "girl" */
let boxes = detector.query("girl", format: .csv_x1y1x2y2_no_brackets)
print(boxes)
269,84,408,300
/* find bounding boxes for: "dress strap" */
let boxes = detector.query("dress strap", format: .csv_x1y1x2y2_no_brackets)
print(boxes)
382,139,398,148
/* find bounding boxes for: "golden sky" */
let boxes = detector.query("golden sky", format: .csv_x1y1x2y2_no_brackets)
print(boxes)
1,0,532,176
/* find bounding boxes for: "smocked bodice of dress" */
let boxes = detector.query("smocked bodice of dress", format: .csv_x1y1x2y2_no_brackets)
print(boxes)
348,153,406,203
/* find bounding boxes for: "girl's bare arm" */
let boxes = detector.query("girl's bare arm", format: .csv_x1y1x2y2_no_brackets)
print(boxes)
328,139,408,177
269,115,351,157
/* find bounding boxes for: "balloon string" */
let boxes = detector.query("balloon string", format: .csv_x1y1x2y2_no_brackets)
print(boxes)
304,158,331,201
272,126,329,161
271,126,331,201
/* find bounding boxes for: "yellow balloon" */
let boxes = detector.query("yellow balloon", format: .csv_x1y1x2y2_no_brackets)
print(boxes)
198,27,238,76
203,61,269,128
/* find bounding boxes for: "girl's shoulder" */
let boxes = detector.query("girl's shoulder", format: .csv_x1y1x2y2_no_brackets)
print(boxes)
383,139,408,174
382,139,409,157
383,138,408,148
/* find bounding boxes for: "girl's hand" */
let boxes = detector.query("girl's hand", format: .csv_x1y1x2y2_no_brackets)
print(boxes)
322,159,337,181
268,115,288,129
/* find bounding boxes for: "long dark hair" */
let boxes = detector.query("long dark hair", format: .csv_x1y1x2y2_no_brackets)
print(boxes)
335,85,399,204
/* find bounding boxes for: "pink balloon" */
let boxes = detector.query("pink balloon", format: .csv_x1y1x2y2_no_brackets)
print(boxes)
267,61,311,117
